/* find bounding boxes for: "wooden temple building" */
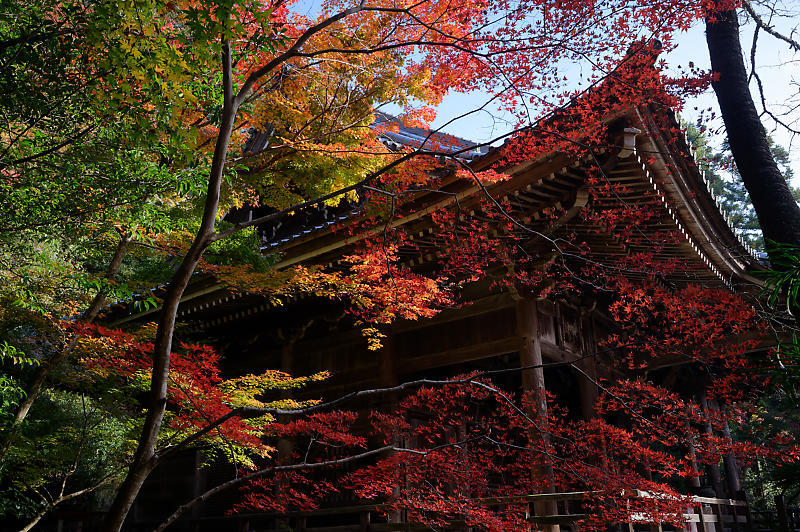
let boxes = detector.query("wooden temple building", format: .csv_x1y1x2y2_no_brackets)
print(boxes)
108,103,770,532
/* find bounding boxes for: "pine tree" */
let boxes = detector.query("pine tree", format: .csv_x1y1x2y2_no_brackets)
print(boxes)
687,122,798,251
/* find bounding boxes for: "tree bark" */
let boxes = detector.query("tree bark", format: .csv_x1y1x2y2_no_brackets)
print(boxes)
705,5,800,250
101,38,238,532
0,231,132,456
82,232,133,322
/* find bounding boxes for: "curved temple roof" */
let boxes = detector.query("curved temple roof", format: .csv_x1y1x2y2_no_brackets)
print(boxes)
108,104,763,327
256,105,760,285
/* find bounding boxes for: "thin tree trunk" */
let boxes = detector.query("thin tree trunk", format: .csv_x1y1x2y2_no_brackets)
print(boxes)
705,4,800,250
82,232,133,322
101,38,237,532
0,231,132,456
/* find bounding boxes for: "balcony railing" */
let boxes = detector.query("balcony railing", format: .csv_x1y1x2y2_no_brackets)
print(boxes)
183,491,754,532
44,490,797,532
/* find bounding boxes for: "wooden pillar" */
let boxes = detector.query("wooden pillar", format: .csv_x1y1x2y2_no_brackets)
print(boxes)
577,315,599,420
700,395,725,499
776,495,790,532
697,502,709,532
360,510,371,532
517,298,560,532
380,335,402,524
379,335,397,389
741,497,755,532
518,298,549,435
712,400,742,497
191,449,207,531
686,435,702,491
280,335,295,377
275,337,298,514
712,500,726,532
277,339,296,461
682,438,701,532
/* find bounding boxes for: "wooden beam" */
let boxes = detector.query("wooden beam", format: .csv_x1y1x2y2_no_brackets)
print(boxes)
517,298,560,532
391,292,516,333
398,335,524,374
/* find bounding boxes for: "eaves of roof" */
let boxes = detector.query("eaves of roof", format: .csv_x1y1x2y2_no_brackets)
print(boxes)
106,104,763,327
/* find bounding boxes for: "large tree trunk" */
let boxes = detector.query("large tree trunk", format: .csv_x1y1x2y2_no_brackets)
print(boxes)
705,4,800,250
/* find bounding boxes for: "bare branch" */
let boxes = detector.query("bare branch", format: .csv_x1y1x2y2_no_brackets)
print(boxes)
234,2,367,106
742,0,800,51
153,445,396,531
18,469,123,532
155,354,597,461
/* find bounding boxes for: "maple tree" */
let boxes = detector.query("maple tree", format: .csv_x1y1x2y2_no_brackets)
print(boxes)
151,281,794,530
91,2,698,528
2,0,800,530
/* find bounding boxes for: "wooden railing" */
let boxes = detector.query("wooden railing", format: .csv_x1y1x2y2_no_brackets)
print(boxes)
669,496,751,532
182,491,752,532
751,496,800,532
42,491,768,532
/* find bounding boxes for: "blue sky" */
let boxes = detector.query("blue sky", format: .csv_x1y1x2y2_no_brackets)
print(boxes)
427,16,800,177
288,0,800,176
